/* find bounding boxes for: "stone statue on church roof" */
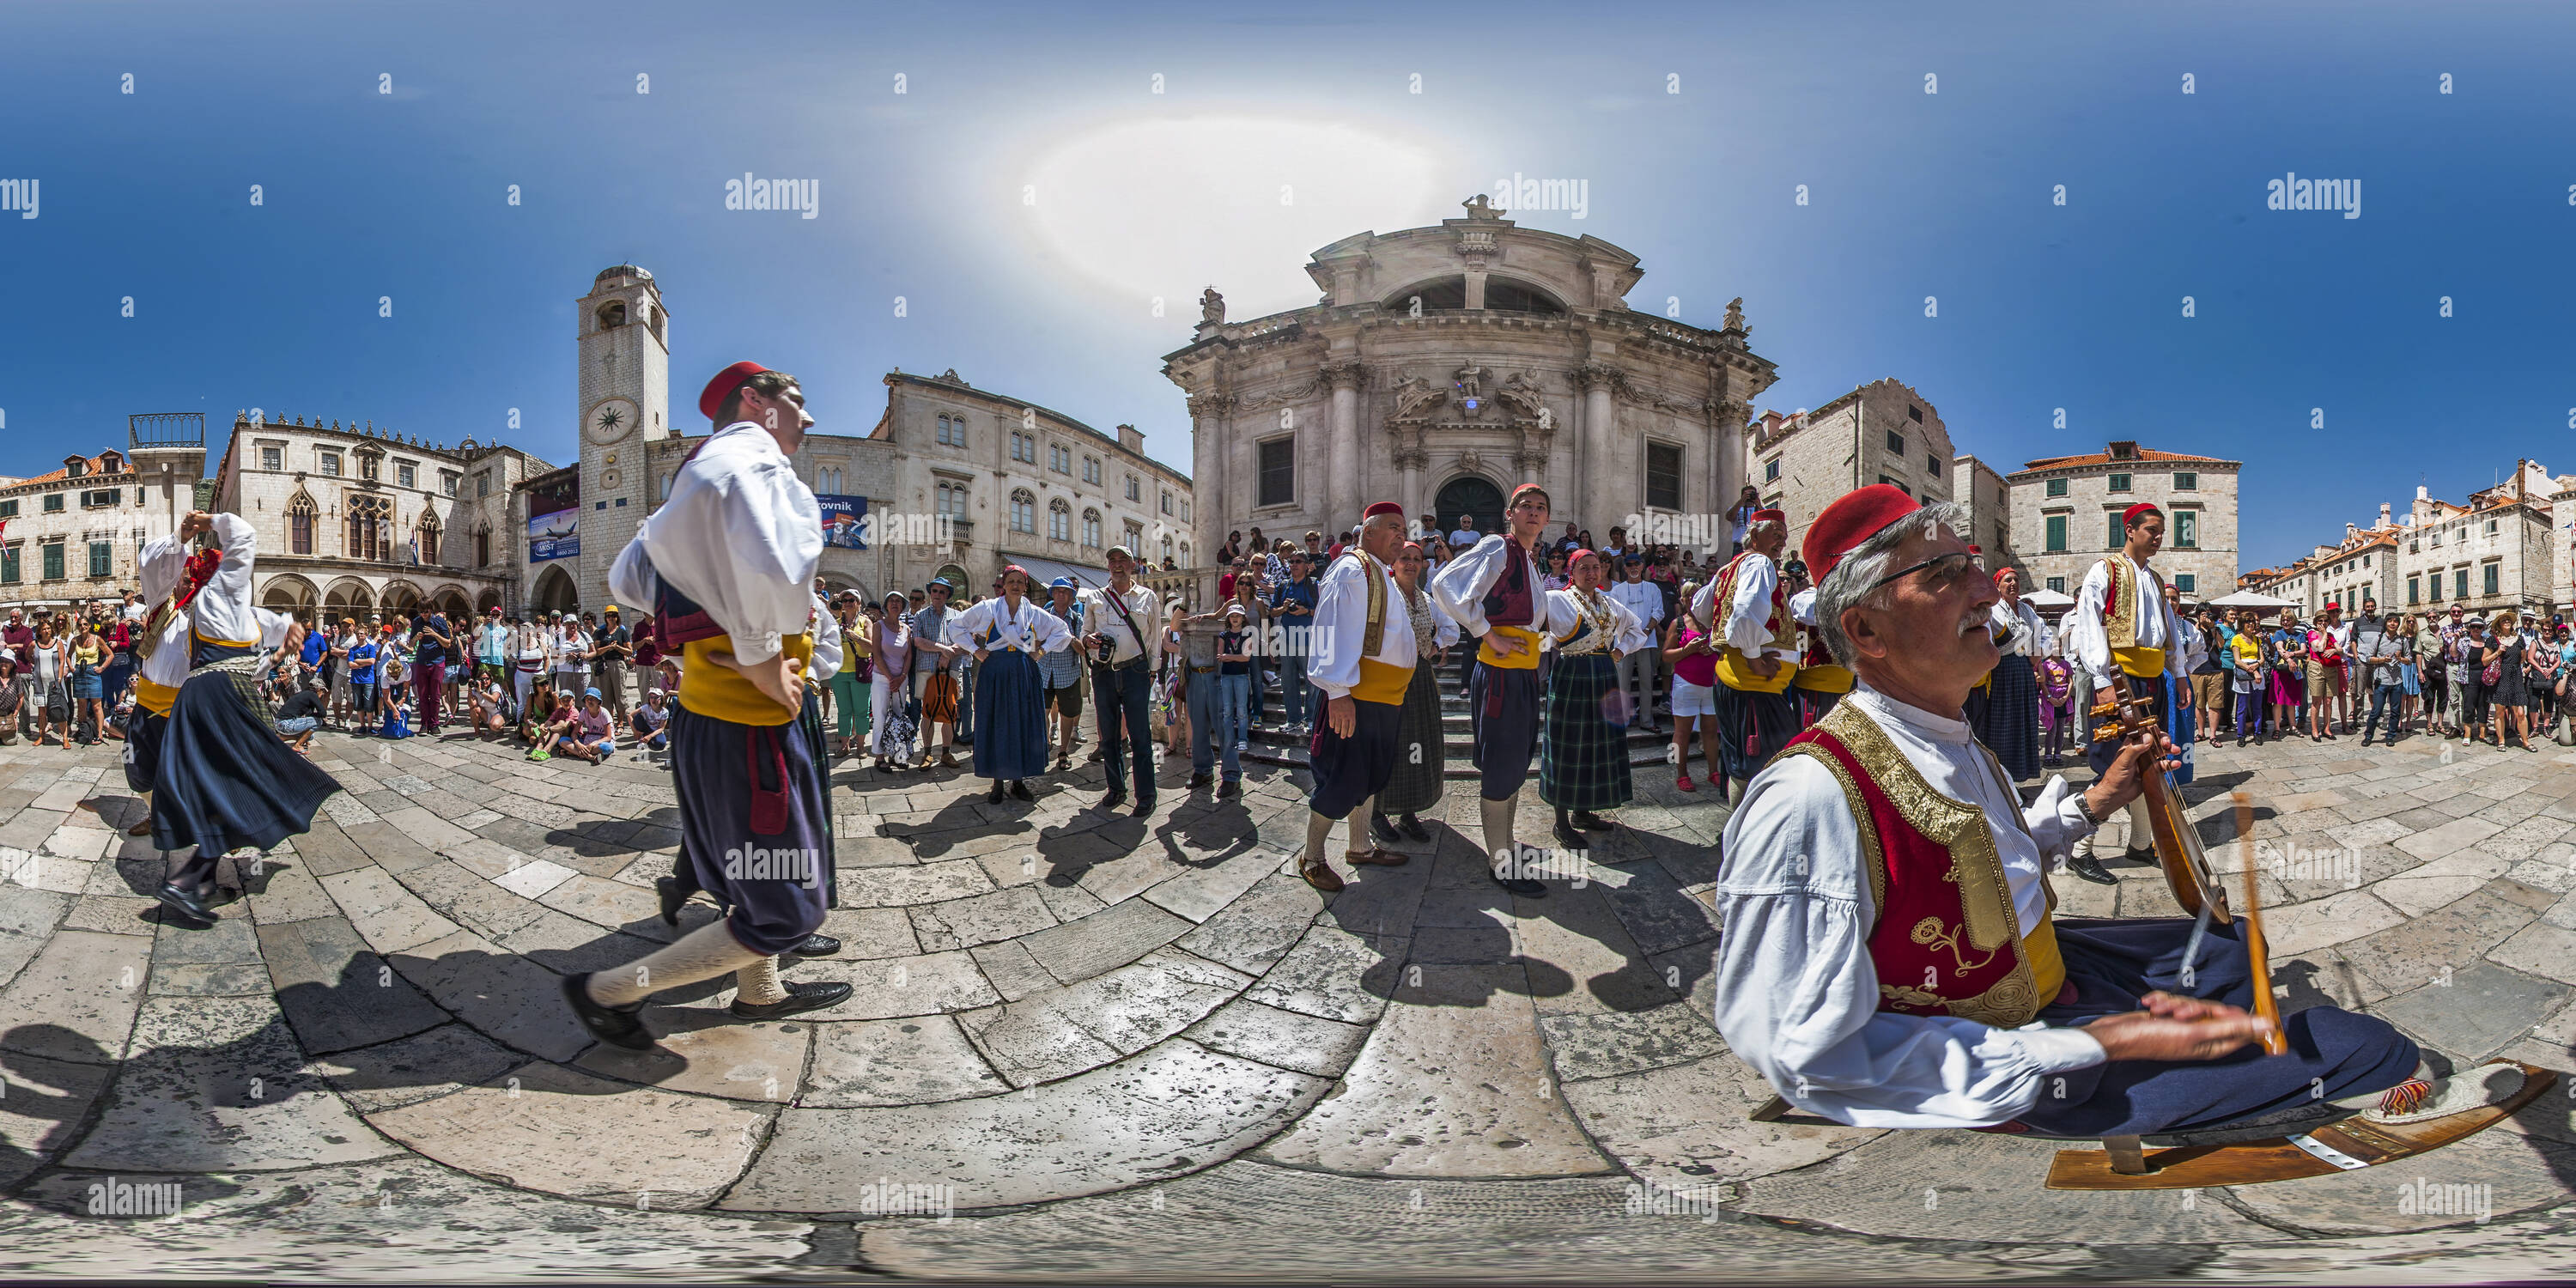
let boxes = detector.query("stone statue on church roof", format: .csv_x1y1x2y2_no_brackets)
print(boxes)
1723,296,1747,333
1200,288,1224,326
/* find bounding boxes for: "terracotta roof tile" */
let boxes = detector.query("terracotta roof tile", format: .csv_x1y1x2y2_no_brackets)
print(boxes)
2014,447,2234,472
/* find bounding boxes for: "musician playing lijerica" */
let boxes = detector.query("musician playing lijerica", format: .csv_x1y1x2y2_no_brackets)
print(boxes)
1713,486,2516,1138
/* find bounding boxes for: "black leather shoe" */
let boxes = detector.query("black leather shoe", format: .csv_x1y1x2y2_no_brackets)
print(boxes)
1129,799,1155,819
2065,851,2120,886
1491,872,1547,898
2120,848,2155,866
1552,820,1591,850
1096,791,1127,813
155,881,216,926
655,876,687,928
1397,814,1431,842
1573,811,1616,831
987,782,1006,804
1188,773,1214,790
562,972,657,1050
1010,780,1035,801
1217,779,1241,799
790,933,842,958
730,979,854,1020
1370,812,1403,845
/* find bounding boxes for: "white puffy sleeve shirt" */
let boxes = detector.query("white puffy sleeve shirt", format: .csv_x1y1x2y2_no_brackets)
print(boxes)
191,513,259,647
1711,684,2110,1128
609,422,822,667
1429,534,1526,639
1309,555,1416,701
1698,552,1791,660
1546,588,1649,657
2067,557,2185,685
950,597,1072,659
809,595,843,681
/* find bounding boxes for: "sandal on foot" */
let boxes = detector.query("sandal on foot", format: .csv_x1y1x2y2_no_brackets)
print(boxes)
2362,1060,2525,1126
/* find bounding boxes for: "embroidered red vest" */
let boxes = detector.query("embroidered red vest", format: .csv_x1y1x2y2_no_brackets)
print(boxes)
1779,701,2064,1028
1709,552,1798,693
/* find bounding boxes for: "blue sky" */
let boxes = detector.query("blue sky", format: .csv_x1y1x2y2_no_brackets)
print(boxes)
3,1,2571,572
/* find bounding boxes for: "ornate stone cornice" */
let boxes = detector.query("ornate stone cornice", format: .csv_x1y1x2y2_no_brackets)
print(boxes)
1185,393,1237,419
1235,379,1322,412
1322,361,1368,392
1577,362,1622,393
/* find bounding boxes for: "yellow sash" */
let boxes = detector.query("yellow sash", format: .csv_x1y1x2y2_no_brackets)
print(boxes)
2022,908,2066,1004
1353,657,1412,705
1716,646,1796,694
1479,624,1543,670
137,677,181,717
2111,645,2166,678
1795,663,1855,693
678,632,814,726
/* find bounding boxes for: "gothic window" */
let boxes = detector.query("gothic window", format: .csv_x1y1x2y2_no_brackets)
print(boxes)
1083,455,1101,484
1125,474,1140,501
1082,509,1102,548
417,510,440,563
475,523,491,568
1049,498,1071,541
1009,489,1036,534
936,481,969,518
347,495,391,562
287,492,316,556
1124,521,1144,553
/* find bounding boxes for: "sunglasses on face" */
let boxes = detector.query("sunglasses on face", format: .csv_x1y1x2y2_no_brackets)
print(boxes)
1862,550,1987,598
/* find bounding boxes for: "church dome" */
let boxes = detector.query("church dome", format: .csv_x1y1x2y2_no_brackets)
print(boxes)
595,264,653,282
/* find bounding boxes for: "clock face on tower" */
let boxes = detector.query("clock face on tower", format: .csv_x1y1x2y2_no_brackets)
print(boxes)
586,397,638,445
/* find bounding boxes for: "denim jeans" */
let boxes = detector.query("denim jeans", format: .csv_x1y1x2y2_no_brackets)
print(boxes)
1279,653,1310,726
1188,670,1242,781
2366,683,2403,743
1096,661,1156,802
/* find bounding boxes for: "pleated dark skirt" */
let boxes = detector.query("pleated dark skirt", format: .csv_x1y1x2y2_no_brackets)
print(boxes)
1379,658,1447,815
1975,654,2041,781
1539,652,1631,811
971,650,1050,781
152,671,338,858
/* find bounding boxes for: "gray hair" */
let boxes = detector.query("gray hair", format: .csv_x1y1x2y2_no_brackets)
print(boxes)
1812,501,1971,669
1747,518,1785,543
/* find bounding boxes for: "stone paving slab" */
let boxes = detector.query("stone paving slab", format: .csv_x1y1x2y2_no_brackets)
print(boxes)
367,1060,769,1208
61,994,398,1172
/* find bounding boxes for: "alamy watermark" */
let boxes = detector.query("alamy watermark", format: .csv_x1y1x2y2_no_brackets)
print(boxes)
2256,838,2361,890
1488,173,1588,219
0,178,35,220
1492,843,1591,889
725,173,819,219
2395,1176,2491,1224
87,1178,182,1217
2266,172,2360,219
1625,1178,1722,1223
855,1177,954,1224
724,846,823,890
1622,511,1732,556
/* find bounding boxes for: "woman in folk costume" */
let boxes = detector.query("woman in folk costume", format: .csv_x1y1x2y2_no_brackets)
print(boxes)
1370,539,1458,847
1431,483,1569,898
952,565,1073,803
1690,507,1801,803
150,511,340,926
1786,561,1855,730
1538,548,1653,850
1971,566,2050,781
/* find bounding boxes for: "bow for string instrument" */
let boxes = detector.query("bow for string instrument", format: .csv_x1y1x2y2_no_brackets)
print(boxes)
2088,674,2286,1055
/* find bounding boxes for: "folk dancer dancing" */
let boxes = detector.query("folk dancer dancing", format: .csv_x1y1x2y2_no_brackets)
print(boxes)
1786,558,1854,729
1077,547,1165,817
122,522,211,839
953,565,1072,803
1714,485,2513,1144
1537,549,1652,850
1296,502,1416,892
1692,507,1801,803
1968,566,2050,782
2063,502,2195,884
573,361,852,1051
1369,539,1457,847
1430,483,1561,898
149,511,340,926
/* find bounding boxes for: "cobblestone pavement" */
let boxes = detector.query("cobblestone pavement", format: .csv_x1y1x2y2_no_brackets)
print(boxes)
3,718,2575,1281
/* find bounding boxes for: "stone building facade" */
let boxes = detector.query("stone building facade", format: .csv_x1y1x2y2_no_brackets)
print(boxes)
2008,441,2240,600
1953,453,2014,572
861,369,1188,598
0,436,204,611
215,414,555,621
2392,465,2558,620
1746,380,1955,549
1163,197,1776,580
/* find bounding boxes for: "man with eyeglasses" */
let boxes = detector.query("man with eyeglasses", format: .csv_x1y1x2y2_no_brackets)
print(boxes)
1691,505,1801,804
1709,483,2476,1145
2063,501,2195,884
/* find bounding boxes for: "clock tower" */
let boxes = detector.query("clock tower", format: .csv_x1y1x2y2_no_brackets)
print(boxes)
573,264,671,611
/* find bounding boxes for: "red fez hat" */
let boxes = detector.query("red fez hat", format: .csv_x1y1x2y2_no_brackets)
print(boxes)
1509,483,1550,508
1567,547,1601,563
2122,501,2162,526
1749,507,1786,525
1991,565,2016,586
1363,501,1404,519
699,361,769,422
1801,484,1921,582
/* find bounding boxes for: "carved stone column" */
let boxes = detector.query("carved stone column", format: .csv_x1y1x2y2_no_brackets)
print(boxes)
1578,363,1619,519
1187,392,1235,597
1325,362,1366,521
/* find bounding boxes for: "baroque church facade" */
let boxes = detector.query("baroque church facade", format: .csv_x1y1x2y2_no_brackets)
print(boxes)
1163,197,1776,566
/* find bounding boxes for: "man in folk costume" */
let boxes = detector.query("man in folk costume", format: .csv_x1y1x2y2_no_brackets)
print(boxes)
1969,566,2051,786
1713,485,2513,1140
951,564,1073,804
123,523,211,839
1431,483,1562,898
2063,502,2194,883
1785,558,1854,729
149,512,340,925
1538,548,1652,850
572,361,854,1051
1296,502,1417,892
1692,506,1801,803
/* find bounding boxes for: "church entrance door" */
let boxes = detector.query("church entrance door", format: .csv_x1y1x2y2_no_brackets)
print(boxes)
1434,475,1506,546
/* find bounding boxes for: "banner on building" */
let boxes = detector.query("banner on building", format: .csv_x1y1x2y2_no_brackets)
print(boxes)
817,494,868,550
528,508,579,562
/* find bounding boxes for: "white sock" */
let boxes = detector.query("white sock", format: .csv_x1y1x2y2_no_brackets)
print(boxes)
1481,797,1516,876
2123,798,2154,851
587,919,769,1007
1347,795,1376,854
733,953,790,1007
1303,809,1334,869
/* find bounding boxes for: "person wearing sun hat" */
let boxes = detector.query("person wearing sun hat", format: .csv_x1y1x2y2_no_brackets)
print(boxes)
1691,504,1801,803
2062,500,2193,882
565,360,851,1054
1431,483,1572,897
1295,501,1418,892
1710,483,2475,1140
